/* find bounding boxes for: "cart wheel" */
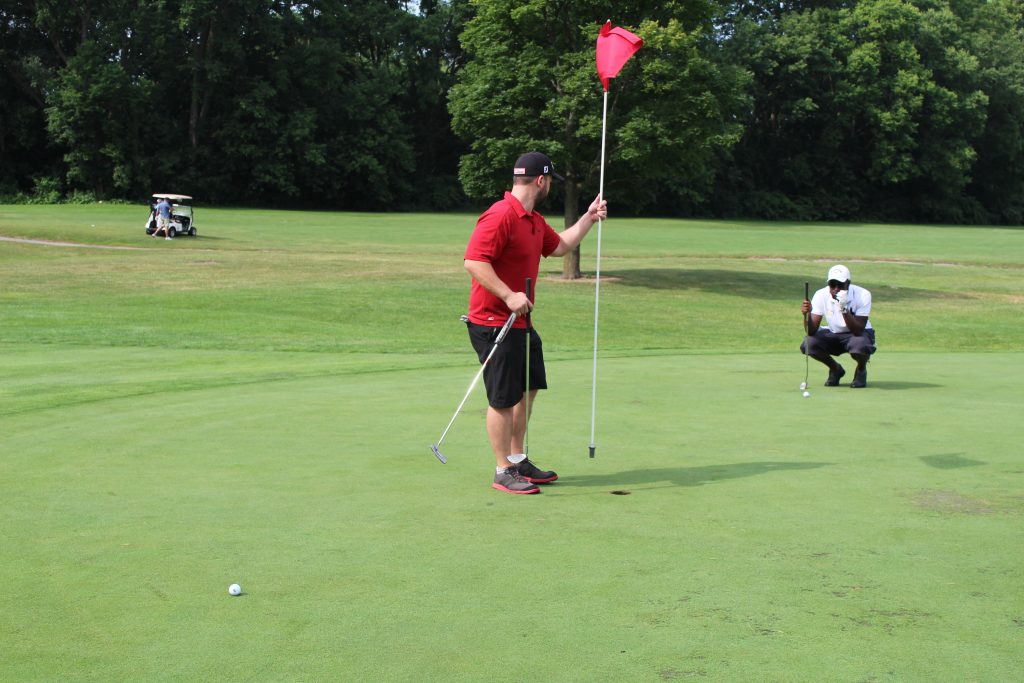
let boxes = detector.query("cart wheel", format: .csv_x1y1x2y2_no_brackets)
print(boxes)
168,227,177,238
189,227,196,237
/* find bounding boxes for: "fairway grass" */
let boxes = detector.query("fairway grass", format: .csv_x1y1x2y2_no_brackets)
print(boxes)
1,205,1022,681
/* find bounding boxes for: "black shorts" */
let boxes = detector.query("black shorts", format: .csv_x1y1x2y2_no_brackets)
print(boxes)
467,322,547,409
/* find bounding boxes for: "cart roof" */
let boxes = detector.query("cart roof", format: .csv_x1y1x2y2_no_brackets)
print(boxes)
152,194,193,201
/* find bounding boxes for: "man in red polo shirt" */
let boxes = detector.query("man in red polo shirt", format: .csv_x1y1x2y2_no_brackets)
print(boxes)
464,152,608,494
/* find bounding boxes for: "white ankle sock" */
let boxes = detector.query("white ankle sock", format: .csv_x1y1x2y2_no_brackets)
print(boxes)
507,453,526,464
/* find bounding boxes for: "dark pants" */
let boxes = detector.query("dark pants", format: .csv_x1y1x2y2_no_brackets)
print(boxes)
801,328,876,360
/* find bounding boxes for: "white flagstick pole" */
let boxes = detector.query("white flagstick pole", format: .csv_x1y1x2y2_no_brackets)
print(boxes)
589,88,609,459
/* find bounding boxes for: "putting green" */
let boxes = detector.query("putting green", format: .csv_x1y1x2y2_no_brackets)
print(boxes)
2,348,1020,681
3,205,1021,679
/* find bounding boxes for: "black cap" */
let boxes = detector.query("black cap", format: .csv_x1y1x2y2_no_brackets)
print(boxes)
513,152,565,182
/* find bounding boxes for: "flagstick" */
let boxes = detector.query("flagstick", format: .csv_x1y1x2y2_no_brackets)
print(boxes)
589,89,609,459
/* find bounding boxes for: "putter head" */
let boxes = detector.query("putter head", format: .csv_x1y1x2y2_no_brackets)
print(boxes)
430,444,447,464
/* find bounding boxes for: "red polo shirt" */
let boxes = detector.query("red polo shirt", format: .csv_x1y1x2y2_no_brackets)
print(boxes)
464,192,561,329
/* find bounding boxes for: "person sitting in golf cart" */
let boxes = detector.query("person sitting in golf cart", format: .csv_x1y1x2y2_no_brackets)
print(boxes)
800,264,876,388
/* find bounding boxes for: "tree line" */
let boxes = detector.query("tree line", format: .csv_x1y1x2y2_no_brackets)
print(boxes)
2,0,1022,225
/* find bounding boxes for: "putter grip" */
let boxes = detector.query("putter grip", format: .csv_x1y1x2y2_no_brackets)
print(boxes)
525,277,533,327
804,281,810,333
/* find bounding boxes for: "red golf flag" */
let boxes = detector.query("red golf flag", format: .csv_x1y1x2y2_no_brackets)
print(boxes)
595,21,643,91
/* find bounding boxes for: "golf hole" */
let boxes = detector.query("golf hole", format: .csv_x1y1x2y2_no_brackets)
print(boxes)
610,490,631,496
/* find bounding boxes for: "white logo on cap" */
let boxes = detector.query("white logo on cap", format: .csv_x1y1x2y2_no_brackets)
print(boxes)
514,167,526,175
544,165,550,173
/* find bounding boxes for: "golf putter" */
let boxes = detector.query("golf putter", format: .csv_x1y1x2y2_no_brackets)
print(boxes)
803,281,810,389
524,277,532,458
430,313,518,463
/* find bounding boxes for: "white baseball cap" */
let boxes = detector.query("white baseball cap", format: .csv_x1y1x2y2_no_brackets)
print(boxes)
827,264,851,283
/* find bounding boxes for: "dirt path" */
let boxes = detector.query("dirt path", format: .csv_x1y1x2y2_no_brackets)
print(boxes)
0,235,145,250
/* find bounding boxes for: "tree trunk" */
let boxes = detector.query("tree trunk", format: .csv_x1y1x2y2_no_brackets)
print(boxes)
189,17,214,151
561,180,582,279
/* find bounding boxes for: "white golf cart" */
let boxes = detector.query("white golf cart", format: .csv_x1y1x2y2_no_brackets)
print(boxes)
145,194,197,238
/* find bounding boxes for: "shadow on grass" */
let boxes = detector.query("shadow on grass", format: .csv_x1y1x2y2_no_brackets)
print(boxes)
606,268,966,303
920,453,985,469
559,461,831,491
867,381,943,390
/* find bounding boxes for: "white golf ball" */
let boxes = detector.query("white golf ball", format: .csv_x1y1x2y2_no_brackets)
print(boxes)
802,391,811,398
799,382,807,390
228,583,242,596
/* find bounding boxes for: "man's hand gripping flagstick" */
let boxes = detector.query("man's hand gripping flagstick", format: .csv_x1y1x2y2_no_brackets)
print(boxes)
589,21,643,458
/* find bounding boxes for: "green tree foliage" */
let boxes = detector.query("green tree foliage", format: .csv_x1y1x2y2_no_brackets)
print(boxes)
47,43,152,196
169,0,466,208
0,40,53,195
1,0,467,208
959,0,1024,223
390,0,475,208
449,0,748,276
2,0,1024,223
0,0,86,196
711,0,1017,223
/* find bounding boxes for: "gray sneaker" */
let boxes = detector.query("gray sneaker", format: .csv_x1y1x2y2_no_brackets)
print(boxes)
515,458,558,484
492,468,540,494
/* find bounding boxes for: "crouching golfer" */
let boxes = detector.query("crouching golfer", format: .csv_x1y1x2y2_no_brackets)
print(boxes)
464,152,607,494
801,264,876,388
